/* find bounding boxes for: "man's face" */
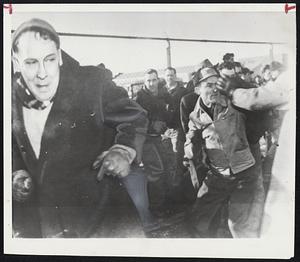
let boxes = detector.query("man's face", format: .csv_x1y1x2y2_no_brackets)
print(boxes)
263,69,271,82
220,68,235,78
165,69,176,86
144,72,159,95
13,31,61,102
195,76,219,105
271,70,280,80
228,57,234,63
234,66,243,77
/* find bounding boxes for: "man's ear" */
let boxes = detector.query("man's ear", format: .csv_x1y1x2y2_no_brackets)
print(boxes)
58,49,63,66
12,55,21,73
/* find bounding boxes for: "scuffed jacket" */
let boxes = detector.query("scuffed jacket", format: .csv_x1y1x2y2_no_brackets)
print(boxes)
232,71,291,111
12,52,148,237
185,96,255,174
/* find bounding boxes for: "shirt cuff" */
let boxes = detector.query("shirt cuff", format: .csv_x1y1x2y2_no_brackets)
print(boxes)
109,144,136,164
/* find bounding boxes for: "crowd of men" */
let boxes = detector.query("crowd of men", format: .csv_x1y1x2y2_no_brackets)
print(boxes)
11,19,291,238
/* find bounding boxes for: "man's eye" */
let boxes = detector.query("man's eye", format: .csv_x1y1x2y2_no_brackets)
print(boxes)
45,57,56,62
25,61,37,65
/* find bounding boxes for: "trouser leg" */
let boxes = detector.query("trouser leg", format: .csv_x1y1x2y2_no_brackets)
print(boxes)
187,172,233,238
228,170,265,238
121,168,157,229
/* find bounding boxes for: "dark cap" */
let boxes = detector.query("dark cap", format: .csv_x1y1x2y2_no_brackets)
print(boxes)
12,18,60,52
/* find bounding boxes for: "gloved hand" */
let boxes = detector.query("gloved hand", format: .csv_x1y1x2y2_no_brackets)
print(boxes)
216,76,238,98
93,145,136,180
12,170,33,202
151,120,167,134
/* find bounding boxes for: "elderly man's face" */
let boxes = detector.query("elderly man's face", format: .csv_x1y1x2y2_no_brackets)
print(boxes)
263,69,271,82
165,69,176,86
13,31,61,102
271,70,280,80
195,76,219,105
144,72,159,95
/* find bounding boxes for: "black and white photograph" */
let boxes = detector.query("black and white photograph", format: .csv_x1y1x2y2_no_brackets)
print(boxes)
3,3,296,258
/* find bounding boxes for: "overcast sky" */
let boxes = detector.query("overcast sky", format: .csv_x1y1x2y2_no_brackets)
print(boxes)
11,10,295,74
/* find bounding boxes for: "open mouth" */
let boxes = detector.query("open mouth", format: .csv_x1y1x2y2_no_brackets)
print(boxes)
36,84,49,90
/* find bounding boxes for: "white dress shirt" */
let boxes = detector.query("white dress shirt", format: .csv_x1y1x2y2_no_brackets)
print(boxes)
23,103,53,158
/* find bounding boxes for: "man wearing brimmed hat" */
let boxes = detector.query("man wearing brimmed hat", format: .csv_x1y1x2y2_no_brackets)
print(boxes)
11,18,151,238
184,60,265,238
180,59,216,134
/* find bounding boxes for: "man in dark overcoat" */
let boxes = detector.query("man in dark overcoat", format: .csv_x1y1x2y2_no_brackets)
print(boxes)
11,18,150,238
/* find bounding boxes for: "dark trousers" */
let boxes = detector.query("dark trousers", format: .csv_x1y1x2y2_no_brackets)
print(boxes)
142,135,182,214
188,145,265,238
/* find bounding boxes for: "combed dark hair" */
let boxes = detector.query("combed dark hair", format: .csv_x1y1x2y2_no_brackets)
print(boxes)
261,64,270,74
223,53,234,62
145,68,158,77
12,26,60,53
164,67,176,74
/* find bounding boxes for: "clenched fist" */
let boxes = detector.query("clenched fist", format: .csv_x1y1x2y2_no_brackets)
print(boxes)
12,170,33,202
216,77,237,98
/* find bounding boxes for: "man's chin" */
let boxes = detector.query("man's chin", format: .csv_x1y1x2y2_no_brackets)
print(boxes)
35,93,53,102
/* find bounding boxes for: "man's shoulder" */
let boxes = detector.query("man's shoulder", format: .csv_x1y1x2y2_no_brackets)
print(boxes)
136,87,151,98
181,92,199,104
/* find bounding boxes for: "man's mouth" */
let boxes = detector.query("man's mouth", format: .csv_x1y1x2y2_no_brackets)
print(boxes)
36,84,49,88
36,84,50,92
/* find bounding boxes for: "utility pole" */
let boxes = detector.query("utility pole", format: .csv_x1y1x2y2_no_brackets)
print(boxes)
166,39,171,67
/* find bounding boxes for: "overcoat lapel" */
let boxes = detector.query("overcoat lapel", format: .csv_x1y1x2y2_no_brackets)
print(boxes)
12,89,38,176
38,68,81,163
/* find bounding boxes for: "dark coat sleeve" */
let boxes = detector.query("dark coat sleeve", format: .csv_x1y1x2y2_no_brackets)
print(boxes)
101,78,149,164
180,92,199,134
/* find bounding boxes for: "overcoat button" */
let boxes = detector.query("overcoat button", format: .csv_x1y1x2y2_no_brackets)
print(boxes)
58,122,62,126
90,112,95,117
20,145,26,153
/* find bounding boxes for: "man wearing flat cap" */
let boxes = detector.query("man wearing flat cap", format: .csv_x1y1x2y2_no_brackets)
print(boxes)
184,60,265,238
11,18,151,237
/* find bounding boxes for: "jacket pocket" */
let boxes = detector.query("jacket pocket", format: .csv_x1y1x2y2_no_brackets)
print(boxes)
230,148,255,174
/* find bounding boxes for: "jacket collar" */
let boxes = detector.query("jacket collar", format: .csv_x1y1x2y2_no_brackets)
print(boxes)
194,95,228,121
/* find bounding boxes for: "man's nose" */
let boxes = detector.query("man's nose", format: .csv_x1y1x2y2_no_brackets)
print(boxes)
37,62,47,79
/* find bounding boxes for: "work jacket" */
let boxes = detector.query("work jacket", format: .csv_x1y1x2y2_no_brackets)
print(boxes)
186,97,255,174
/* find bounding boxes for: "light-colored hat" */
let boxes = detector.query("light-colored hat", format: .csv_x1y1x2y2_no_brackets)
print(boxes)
194,59,219,85
12,18,60,51
194,59,214,72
